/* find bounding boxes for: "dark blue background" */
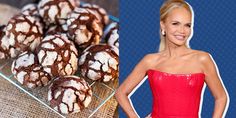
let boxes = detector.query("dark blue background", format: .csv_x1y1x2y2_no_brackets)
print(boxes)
120,0,236,117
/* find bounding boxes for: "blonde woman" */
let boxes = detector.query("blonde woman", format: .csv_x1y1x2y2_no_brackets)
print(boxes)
115,0,229,118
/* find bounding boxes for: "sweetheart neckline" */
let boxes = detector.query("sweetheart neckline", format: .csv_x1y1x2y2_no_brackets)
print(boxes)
148,69,205,76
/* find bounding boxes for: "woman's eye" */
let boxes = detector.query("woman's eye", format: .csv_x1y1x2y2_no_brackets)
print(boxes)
172,22,178,25
186,24,191,28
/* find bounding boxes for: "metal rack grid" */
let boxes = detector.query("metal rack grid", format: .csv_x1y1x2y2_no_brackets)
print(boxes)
0,9,119,118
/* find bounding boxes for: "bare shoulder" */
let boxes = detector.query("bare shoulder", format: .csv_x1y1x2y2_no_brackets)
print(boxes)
132,52,162,73
190,49,213,63
142,52,162,64
196,50,211,61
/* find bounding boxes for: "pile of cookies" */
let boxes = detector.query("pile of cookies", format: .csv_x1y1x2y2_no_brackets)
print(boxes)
0,0,119,114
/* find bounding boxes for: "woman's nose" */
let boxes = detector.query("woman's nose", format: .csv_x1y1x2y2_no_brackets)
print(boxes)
177,25,184,33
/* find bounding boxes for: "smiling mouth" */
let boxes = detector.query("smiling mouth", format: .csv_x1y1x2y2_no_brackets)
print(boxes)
174,35,185,41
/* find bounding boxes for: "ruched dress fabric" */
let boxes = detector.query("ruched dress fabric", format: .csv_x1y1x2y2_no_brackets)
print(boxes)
147,69,205,118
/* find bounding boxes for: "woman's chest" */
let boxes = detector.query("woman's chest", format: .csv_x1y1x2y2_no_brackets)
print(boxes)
152,58,203,74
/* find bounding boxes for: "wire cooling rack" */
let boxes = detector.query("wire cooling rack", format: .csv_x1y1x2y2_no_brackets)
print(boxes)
0,4,119,118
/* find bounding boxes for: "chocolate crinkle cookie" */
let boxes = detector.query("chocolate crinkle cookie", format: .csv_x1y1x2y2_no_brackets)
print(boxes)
67,7,103,49
11,51,51,88
45,23,68,35
5,14,43,57
81,3,109,28
103,22,119,48
48,76,92,114
21,3,40,16
78,44,119,82
0,25,11,59
21,3,45,28
38,0,78,25
37,34,78,77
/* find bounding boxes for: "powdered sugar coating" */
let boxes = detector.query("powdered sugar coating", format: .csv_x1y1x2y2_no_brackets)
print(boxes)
67,7,103,49
11,51,51,88
46,23,68,35
37,34,78,77
81,3,109,28
78,44,119,82
48,76,92,114
0,25,12,59
21,3,39,16
38,0,78,25
103,22,119,48
5,14,43,58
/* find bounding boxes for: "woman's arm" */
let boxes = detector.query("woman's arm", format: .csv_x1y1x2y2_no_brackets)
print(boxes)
115,54,154,118
200,53,229,118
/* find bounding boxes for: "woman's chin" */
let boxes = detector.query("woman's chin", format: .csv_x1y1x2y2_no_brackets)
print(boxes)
171,41,187,46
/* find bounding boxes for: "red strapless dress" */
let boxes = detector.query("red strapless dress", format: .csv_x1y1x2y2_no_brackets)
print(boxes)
147,69,205,118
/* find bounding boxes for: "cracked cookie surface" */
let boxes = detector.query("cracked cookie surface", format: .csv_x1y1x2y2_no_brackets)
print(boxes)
78,44,119,82
48,75,92,114
37,34,78,77
11,51,51,88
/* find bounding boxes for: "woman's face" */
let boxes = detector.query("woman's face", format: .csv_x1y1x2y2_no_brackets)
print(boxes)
161,7,192,46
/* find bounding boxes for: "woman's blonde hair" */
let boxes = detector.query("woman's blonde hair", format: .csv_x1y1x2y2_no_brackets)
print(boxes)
159,0,193,51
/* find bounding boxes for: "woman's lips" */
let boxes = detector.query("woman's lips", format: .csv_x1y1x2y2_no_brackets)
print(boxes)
174,35,185,40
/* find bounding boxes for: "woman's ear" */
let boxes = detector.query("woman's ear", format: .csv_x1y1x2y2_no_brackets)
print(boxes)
160,21,165,31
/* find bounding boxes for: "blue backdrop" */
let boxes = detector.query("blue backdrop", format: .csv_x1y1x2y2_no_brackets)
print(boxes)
119,0,236,118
